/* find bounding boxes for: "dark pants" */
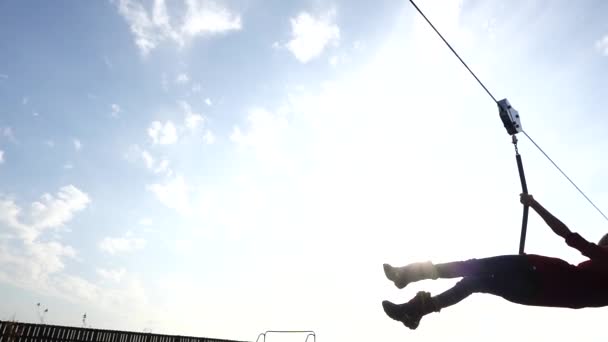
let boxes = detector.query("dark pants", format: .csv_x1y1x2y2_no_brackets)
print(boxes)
432,255,540,310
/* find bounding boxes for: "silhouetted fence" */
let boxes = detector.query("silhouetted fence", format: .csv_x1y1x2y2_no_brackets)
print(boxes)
0,321,246,342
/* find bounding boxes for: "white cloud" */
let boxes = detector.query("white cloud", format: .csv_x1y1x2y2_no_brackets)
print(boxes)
0,150,3,164
0,236,137,316
231,108,288,151
203,130,215,144
182,0,241,35
0,187,151,319
229,107,295,171
97,268,127,283
73,139,82,151
148,120,178,144
144,153,169,174
50,272,150,316
192,83,202,93
147,175,191,215
27,186,90,236
130,146,171,175
205,98,212,106
2,127,16,142
286,11,340,63
176,73,190,84
0,235,151,321
22,96,28,105
116,0,241,55
117,0,163,55
152,0,171,28
329,55,339,66
596,35,608,56
63,163,74,170
0,198,22,230
0,239,77,288
141,150,155,170
138,217,153,225
155,159,170,174
111,104,121,117
45,140,55,148
0,74,7,79
0,185,89,292
0,185,90,242
230,128,244,143
180,101,205,130
52,274,99,302
99,235,146,255
185,114,204,129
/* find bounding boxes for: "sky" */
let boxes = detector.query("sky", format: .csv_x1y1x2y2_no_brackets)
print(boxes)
1,0,608,341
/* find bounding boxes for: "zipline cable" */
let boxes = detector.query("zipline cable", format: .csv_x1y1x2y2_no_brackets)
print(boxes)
522,130,608,222
407,0,498,104
407,0,608,224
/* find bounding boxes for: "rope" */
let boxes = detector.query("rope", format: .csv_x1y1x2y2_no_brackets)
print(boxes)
522,130,608,222
407,0,608,224
407,0,498,104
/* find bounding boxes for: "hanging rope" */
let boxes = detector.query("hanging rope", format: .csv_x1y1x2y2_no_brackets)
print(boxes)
407,0,608,224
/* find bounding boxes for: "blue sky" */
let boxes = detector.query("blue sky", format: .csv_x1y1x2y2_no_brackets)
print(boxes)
1,0,608,341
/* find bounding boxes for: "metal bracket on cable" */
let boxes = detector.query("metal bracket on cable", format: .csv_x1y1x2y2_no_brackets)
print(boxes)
406,0,608,247
498,99,529,254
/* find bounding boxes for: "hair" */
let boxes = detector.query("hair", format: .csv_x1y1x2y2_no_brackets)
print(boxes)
599,233,608,247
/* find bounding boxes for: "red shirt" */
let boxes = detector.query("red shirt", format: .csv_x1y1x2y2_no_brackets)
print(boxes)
526,233,608,308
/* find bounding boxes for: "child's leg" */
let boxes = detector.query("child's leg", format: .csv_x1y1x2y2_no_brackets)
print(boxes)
435,255,533,278
383,277,485,329
384,271,539,330
384,255,533,289
432,276,501,309
434,265,541,309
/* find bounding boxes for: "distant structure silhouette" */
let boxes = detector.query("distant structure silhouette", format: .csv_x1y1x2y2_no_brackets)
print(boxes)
0,320,246,342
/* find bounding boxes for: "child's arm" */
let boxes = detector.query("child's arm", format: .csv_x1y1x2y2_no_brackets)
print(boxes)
522,195,571,238
564,232,608,261
521,194,608,261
